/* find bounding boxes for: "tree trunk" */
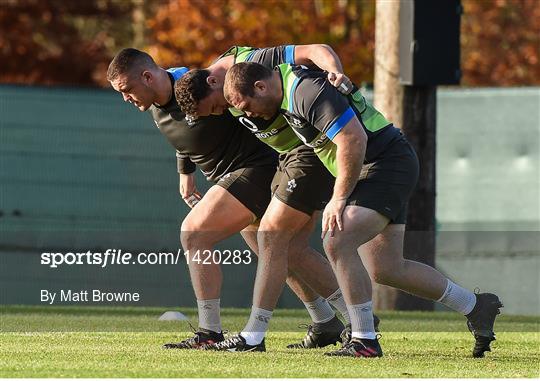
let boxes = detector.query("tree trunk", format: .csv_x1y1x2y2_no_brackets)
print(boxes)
398,86,436,311
372,0,402,310
373,0,436,311
132,0,146,48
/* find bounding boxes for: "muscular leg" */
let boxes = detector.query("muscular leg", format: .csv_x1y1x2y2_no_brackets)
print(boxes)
287,212,343,299
240,198,353,346
180,185,255,333
286,212,352,325
359,224,446,299
320,205,390,346
243,212,352,350
163,184,258,349
242,215,349,352
251,198,312,310
326,206,494,358
239,198,313,345
323,206,389,305
240,223,321,303
248,212,351,322
360,224,483,322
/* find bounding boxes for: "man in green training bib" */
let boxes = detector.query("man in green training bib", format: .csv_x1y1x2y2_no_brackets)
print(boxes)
175,45,382,350
107,47,356,352
216,61,502,359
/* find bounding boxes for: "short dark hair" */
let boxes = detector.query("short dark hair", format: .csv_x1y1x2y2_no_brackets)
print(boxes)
174,69,212,116
223,62,273,101
107,48,158,82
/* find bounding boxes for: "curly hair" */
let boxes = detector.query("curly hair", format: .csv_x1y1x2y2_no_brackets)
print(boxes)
174,69,212,116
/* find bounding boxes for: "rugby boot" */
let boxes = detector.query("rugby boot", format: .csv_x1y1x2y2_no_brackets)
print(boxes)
287,315,344,349
202,334,266,352
466,292,503,358
162,328,225,349
325,336,383,358
340,314,381,346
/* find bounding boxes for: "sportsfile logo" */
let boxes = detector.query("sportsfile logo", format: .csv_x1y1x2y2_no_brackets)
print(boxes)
40,248,253,268
40,249,183,268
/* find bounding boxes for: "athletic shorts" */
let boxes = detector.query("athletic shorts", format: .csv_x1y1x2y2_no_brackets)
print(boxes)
216,166,275,219
347,134,419,224
271,145,335,216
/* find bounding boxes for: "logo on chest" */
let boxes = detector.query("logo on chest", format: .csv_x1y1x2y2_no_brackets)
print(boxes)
288,115,306,127
185,114,197,126
238,116,260,132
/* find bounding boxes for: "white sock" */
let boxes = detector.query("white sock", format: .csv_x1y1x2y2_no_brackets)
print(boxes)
326,288,351,324
241,306,273,345
196,299,221,333
437,279,477,315
303,296,335,323
349,301,376,340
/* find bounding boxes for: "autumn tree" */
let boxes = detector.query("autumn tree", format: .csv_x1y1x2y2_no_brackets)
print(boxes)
0,0,537,87
461,0,540,86
146,0,539,87
0,0,141,86
146,0,376,86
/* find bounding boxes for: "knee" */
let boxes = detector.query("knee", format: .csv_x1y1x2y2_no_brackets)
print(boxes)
322,235,347,263
180,230,198,250
180,217,213,249
257,218,294,247
257,217,280,235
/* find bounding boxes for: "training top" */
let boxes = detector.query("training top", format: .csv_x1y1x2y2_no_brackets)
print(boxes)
218,46,303,153
275,64,402,176
147,67,277,182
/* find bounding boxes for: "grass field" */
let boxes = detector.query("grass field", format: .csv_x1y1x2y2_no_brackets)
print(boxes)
1,305,539,378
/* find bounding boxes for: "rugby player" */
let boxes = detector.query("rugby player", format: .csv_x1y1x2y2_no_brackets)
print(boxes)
211,61,502,358
106,48,355,350
175,45,381,349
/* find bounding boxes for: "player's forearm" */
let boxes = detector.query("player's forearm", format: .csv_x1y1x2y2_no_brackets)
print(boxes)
331,122,367,200
294,44,344,73
179,172,195,193
333,141,365,200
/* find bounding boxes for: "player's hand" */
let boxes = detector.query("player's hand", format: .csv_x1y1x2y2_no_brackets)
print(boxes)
321,197,347,239
327,72,353,95
179,173,202,208
183,193,202,208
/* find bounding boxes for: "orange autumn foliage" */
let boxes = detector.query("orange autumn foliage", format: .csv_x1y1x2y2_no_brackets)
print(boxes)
0,0,537,87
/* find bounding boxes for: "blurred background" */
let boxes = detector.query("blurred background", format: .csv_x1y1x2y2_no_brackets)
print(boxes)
1,0,539,87
0,0,538,315
0,0,540,87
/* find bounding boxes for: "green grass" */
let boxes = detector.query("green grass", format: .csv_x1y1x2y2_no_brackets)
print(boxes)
1,305,539,378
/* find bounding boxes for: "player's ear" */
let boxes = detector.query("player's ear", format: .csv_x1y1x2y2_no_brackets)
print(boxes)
254,80,266,93
141,70,153,85
207,76,219,88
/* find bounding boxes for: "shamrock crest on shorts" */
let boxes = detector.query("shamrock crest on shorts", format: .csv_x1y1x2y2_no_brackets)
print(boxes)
286,178,297,193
